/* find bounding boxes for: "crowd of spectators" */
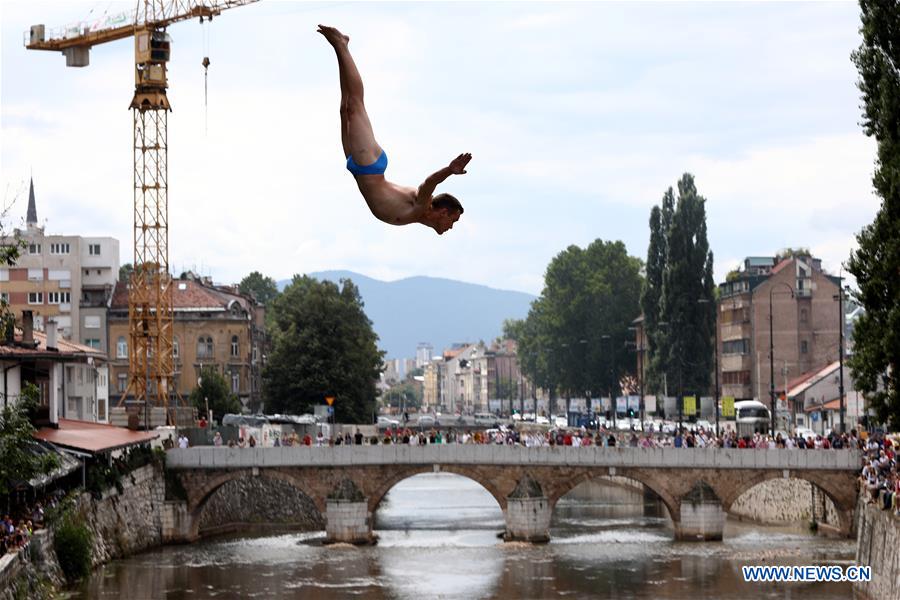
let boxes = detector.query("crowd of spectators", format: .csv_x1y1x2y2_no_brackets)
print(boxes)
220,424,868,450
860,433,899,516
1,489,64,558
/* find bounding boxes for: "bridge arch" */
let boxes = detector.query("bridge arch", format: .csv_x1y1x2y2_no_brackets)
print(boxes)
368,466,508,515
721,470,858,535
187,469,323,539
546,469,679,523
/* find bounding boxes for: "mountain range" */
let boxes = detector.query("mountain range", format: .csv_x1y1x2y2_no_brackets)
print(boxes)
277,271,537,359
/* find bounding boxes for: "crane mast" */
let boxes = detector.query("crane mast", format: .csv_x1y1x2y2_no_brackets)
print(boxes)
25,0,258,427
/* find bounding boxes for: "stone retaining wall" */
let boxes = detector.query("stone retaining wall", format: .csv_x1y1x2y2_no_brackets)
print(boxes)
0,530,64,600
729,478,839,525
855,492,900,600
74,463,167,565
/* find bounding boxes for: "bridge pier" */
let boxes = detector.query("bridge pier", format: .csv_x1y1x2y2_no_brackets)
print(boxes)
324,500,375,545
503,475,551,543
674,481,725,541
504,497,552,543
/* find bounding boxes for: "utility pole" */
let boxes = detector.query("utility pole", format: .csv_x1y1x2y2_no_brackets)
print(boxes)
835,268,846,434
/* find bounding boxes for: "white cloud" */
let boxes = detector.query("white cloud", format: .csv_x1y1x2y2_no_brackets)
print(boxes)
1,0,880,298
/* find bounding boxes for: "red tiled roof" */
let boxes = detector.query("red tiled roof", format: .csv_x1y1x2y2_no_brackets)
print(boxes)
33,419,158,454
787,361,840,398
0,329,106,359
110,279,237,311
770,258,793,274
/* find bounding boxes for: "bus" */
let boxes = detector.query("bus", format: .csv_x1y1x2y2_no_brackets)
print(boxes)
734,400,771,437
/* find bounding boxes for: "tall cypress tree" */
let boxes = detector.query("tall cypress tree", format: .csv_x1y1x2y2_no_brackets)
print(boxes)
656,174,716,402
641,205,666,393
847,0,900,428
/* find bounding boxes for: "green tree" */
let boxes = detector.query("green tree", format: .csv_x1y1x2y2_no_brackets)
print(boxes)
0,383,58,494
239,271,280,305
118,263,133,283
657,174,716,401
1,200,24,340
384,381,422,409
189,366,241,421
848,0,900,427
262,276,384,423
517,240,643,405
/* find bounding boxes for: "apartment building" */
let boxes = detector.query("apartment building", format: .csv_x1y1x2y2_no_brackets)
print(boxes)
107,274,267,410
717,253,842,411
0,179,119,351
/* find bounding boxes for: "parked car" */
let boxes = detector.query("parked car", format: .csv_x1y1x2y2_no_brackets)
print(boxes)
417,415,439,427
535,415,550,425
377,416,400,429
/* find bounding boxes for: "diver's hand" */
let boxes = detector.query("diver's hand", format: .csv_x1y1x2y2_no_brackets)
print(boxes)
448,153,472,175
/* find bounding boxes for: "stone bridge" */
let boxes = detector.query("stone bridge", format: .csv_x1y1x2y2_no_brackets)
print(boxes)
165,446,862,544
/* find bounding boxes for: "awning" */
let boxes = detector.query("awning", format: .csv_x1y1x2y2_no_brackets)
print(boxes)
27,443,82,487
33,419,159,454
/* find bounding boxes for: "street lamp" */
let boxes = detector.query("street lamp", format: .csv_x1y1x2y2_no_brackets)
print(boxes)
626,327,645,432
697,298,720,436
833,267,848,434
769,282,794,436
601,335,614,428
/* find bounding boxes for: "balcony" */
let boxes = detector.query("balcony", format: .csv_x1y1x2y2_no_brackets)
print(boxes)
721,354,751,372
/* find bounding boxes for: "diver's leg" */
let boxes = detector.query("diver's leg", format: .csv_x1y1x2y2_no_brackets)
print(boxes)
319,25,381,163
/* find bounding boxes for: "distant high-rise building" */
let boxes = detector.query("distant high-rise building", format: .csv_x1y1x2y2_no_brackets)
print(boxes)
1,178,119,351
416,342,433,368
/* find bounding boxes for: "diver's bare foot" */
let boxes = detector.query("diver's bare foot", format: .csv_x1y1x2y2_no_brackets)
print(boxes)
317,25,349,47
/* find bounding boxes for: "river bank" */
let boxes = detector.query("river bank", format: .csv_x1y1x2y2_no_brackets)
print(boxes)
1,466,878,598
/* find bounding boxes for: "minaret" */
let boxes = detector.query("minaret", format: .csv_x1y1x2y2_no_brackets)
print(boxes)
26,177,38,228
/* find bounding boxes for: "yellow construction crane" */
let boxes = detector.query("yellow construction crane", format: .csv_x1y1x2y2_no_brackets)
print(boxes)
25,1,259,426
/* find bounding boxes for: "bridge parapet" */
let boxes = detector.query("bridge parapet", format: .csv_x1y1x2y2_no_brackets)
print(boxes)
166,446,862,471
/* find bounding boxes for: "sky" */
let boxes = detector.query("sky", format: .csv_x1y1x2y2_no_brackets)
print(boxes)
0,1,880,296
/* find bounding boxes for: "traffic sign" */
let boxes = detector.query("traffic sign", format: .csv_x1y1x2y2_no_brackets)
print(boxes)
325,396,335,406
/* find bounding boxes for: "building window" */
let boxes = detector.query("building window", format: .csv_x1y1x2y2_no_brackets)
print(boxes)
722,339,750,355
252,345,258,364
722,370,751,385
231,371,240,394
66,367,73,384
800,308,808,323
117,373,127,393
47,292,71,304
27,268,43,281
173,337,180,359
77,367,84,385
84,315,101,329
231,335,239,358
49,243,70,255
800,340,809,354
89,244,101,255
117,336,127,359
84,338,101,349
28,243,41,255
28,292,43,305
197,336,214,359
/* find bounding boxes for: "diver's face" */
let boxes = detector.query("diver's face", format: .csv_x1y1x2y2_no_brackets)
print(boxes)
435,210,462,235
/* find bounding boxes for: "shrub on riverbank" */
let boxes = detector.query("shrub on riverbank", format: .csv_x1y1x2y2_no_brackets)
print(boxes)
53,513,93,582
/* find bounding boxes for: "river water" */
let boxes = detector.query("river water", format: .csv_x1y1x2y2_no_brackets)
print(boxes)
72,474,858,599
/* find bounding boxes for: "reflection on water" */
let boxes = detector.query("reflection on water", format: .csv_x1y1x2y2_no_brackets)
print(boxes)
73,474,859,599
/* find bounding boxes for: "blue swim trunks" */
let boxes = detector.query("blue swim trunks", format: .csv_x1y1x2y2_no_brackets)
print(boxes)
346,150,388,176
